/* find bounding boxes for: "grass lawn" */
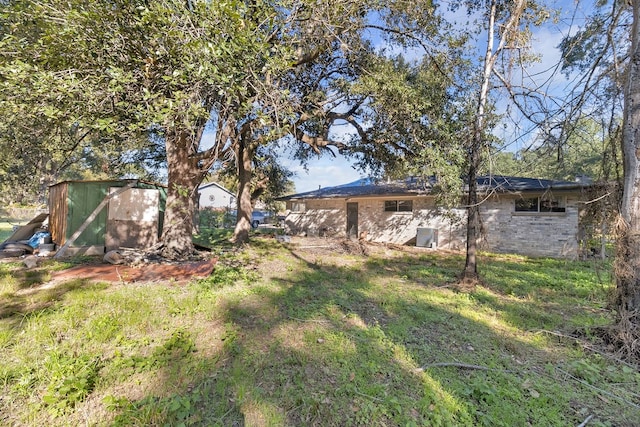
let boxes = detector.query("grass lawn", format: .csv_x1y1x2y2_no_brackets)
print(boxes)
0,218,21,242
0,236,638,426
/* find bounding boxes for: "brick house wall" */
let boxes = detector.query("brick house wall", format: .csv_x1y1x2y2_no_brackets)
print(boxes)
284,199,344,237
284,191,582,259
358,197,466,248
479,194,581,258
284,197,466,249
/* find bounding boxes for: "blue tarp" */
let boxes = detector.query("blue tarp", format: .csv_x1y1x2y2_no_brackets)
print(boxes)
27,232,50,248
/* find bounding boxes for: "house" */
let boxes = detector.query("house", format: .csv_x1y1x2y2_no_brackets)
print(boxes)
198,182,236,211
279,176,589,258
49,180,167,256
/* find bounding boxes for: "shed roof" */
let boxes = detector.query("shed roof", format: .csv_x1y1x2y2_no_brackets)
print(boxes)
49,179,167,189
279,175,587,201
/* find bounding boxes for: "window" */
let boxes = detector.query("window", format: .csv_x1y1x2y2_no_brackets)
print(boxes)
384,200,413,212
515,197,537,212
515,197,565,213
290,201,306,212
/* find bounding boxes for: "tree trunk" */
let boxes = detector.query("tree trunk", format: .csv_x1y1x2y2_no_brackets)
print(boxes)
231,139,254,244
462,0,499,282
161,131,204,259
192,188,201,234
615,0,640,356
463,145,480,280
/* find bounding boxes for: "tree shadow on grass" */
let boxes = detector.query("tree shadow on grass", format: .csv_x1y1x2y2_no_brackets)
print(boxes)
0,278,95,326
209,248,611,426
104,245,634,426
8,243,633,426
475,256,614,331
221,269,473,425
0,259,89,326
479,256,612,300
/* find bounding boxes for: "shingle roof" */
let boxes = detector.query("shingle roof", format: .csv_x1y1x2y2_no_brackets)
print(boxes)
279,175,586,201
198,182,235,195
476,176,585,192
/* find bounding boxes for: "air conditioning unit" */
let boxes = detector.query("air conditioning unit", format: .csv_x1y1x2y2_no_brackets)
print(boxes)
416,228,438,248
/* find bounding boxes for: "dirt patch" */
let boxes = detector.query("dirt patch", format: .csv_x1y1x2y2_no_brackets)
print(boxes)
287,236,369,253
48,258,216,285
284,236,450,260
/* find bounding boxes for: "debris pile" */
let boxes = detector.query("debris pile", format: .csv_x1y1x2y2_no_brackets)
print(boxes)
292,237,370,257
103,248,165,266
338,239,369,256
102,244,210,266
0,213,51,260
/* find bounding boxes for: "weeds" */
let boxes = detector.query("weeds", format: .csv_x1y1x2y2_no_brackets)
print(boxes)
196,264,257,290
42,352,102,415
108,390,205,426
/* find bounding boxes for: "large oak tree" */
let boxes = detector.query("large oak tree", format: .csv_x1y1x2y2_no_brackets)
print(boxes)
2,0,451,250
1,0,376,254
1,0,282,256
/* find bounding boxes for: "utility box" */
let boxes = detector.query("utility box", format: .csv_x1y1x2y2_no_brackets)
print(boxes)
416,228,438,248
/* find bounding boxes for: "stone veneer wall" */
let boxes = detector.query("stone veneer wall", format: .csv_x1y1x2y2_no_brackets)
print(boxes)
479,194,581,258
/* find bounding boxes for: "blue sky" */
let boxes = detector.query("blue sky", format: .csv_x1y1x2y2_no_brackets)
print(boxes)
284,152,364,193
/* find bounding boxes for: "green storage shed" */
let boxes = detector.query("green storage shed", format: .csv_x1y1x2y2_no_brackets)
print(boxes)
49,180,167,255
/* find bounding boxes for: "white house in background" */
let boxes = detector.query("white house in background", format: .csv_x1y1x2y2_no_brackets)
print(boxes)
198,182,236,210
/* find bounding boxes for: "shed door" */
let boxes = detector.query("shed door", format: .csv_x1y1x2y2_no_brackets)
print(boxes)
346,202,358,238
106,187,160,251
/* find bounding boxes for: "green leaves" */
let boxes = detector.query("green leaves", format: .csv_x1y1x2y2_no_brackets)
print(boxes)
42,353,102,415
2,0,279,135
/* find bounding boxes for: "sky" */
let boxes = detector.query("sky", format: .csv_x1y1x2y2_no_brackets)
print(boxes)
284,0,595,194
283,153,364,193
